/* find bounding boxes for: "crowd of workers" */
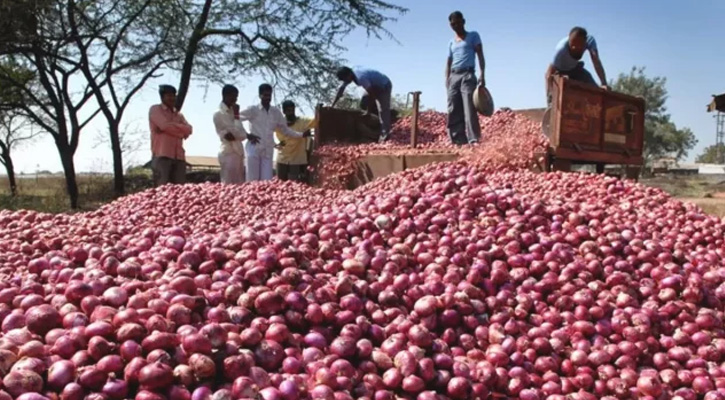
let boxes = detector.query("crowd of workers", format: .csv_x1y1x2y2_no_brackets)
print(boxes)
148,10,608,187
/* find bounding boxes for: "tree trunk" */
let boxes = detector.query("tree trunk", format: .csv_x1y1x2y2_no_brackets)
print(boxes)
175,0,213,110
109,123,125,196
57,141,79,209
0,142,17,196
5,156,17,197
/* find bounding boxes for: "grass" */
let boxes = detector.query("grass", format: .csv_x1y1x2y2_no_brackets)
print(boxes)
0,172,154,214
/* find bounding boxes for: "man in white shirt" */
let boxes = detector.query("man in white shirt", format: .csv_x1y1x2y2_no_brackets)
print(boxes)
239,83,311,182
212,85,259,184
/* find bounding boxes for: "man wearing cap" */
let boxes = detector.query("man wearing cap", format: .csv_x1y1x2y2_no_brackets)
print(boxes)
331,66,393,143
148,85,193,185
445,11,485,145
213,84,257,184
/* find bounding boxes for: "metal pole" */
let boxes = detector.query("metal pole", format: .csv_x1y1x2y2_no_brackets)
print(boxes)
410,91,421,149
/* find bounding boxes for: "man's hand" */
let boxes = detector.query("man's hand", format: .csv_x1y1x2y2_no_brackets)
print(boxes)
223,132,236,141
247,134,260,144
478,75,486,87
600,84,611,91
302,130,312,138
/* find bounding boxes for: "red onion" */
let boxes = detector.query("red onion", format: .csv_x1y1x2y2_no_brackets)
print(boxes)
3,370,44,397
138,361,173,390
47,360,76,390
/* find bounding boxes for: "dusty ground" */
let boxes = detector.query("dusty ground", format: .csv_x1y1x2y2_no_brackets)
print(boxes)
641,175,725,217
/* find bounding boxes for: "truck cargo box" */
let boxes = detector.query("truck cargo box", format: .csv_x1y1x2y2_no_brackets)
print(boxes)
547,76,645,167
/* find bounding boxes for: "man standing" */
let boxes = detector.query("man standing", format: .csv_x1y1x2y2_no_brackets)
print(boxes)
276,100,315,183
446,11,485,145
213,84,257,184
239,84,311,182
332,66,393,142
148,85,192,186
545,27,609,94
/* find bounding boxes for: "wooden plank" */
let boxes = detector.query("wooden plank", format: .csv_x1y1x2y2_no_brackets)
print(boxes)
558,78,602,148
549,76,645,165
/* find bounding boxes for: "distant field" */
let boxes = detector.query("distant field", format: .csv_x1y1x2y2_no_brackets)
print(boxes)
0,173,154,213
2,172,725,216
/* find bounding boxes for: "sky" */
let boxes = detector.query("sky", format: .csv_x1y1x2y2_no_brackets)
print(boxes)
13,0,725,174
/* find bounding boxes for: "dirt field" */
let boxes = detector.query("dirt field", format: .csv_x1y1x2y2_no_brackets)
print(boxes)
640,175,725,217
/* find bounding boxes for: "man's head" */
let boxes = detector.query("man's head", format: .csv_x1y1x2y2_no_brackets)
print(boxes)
222,84,238,107
259,83,273,107
449,11,465,35
336,67,355,84
282,100,296,122
567,27,589,60
159,85,177,109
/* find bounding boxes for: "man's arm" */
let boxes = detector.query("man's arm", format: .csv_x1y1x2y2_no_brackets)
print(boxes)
475,43,486,87
445,57,452,85
178,113,193,138
236,106,256,121
331,83,349,107
590,49,608,89
213,112,247,141
545,64,558,93
275,110,307,139
149,106,188,139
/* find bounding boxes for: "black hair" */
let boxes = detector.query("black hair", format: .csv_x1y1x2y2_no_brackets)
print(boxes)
449,11,464,21
158,85,176,97
336,67,353,81
281,100,295,110
570,26,588,39
222,84,238,97
258,83,273,94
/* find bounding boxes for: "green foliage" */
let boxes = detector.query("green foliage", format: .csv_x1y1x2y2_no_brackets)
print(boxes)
696,143,725,164
611,66,697,163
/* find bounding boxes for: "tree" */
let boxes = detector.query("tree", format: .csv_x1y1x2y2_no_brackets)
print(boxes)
2,0,406,204
696,143,725,164
0,112,38,195
611,67,697,164
0,3,102,209
157,0,406,111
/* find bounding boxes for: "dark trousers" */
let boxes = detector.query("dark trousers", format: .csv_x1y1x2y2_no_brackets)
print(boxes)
447,69,481,145
277,163,308,183
548,62,598,106
152,156,186,186
560,62,597,85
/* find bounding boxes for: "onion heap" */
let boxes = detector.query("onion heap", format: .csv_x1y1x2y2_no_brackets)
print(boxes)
0,113,724,400
312,109,549,189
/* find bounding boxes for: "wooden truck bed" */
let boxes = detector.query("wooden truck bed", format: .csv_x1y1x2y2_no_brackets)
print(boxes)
546,76,645,176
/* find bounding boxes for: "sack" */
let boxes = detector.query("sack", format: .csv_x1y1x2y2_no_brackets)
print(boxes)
472,86,494,116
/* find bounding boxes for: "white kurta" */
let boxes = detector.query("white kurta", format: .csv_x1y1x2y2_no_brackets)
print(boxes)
238,104,303,182
213,103,248,184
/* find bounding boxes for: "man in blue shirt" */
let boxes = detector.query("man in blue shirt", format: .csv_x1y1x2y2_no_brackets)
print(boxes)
545,26,609,94
332,66,393,142
446,11,486,145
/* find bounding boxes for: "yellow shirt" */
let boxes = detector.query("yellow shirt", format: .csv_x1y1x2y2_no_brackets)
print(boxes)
275,117,315,165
